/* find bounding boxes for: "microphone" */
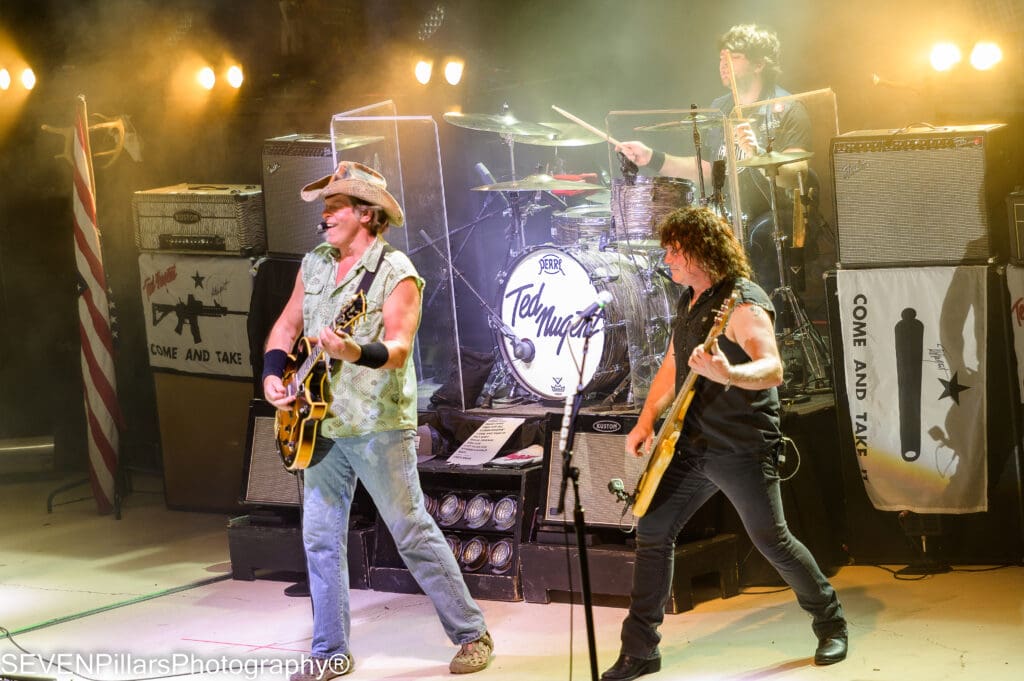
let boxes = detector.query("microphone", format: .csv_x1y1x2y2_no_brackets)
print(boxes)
617,152,639,186
574,290,613,323
316,220,330,233
512,337,535,362
475,162,509,207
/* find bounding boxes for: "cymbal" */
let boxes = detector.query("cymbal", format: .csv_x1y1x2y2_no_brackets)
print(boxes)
736,149,814,169
443,111,559,137
585,189,611,204
334,134,385,151
508,122,605,147
635,113,726,131
471,173,606,192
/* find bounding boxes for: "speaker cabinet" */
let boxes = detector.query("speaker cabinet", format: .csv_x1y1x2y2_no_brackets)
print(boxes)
154,372,251,513
370,460,541,601
1007,191,1024,265
262,134,335,255
831,124,1015,267
242,399,303,506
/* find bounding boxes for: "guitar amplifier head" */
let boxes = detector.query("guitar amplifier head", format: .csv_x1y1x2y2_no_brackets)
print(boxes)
262,134,335,256
831,124,1015,267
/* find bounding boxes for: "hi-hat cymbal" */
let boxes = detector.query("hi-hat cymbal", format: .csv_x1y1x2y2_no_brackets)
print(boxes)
508,122,605,147
471,173,606,192
443,112,559,137
736,149,814,169
334,134,386,151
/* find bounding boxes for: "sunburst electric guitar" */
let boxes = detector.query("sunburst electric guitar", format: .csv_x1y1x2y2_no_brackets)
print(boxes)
274,292,367,471
630,290,739,516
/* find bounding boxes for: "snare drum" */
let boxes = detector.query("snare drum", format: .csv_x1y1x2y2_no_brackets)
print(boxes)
611,176,696,242
550,205,613,246
496,245,670,400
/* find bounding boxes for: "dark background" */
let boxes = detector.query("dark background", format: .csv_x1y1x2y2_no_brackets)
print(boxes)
0,0,1021,560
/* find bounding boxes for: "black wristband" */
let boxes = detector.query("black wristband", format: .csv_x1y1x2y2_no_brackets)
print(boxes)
647,149,666,173
353,341,389,369
262,348,289,382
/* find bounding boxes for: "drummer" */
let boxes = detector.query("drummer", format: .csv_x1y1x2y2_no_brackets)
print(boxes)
616,23,810,222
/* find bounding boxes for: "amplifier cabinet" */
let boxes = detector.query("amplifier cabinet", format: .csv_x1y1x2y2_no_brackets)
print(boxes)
831,124,1015,267
262,134,335,255
1007,191,1024,265
133,184,266,255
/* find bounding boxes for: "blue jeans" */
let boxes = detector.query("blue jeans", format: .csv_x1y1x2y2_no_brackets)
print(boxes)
620,444,846,658
303,429,487,657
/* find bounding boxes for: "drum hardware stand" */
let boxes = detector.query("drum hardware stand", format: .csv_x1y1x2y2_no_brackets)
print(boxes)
555,309,606,681
690,103,708,203
758,147,831,397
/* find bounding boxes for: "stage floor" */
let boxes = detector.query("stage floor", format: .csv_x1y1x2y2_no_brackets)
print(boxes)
2,474,1021,681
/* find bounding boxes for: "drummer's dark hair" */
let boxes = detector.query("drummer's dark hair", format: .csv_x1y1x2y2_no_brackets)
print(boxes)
719,24,781,85
659,207,752,282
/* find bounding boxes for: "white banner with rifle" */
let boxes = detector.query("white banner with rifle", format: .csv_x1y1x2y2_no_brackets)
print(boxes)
139,252,253,378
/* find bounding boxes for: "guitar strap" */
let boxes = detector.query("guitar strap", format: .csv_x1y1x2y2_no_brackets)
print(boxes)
353,243,394,302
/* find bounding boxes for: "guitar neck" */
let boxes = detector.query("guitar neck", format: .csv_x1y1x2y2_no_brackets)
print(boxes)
288,341,325,394
650,331,721,447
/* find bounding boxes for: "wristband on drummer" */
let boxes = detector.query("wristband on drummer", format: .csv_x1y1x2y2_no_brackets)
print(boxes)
262,349,289,382
647,149,666,173
353,342,389,369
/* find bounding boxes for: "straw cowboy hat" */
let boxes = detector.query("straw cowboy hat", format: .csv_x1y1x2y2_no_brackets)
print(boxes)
300,161,405,227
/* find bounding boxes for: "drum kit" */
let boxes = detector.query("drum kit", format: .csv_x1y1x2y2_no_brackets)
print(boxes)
442,105,828,406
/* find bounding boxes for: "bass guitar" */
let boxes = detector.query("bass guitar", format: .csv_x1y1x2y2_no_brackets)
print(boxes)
630,289,738,516
274,292,367,471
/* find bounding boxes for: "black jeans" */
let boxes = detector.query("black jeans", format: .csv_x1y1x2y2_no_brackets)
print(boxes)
619,444,846,658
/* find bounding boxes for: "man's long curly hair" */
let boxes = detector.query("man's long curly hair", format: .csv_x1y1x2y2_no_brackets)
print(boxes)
658,206,752,283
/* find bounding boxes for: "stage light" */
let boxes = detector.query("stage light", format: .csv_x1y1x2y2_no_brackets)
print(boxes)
443,58,464,85
929,42,962,72
459,536,489,571
0,68,9,91
488,538,514,574
20,67,34,90
969,41,1002,70
444,533,462,558
414,59,433,85
197,66,216,90
464,494,493,529
437,493,466,526
424,493,439,517
492,496,518,531
226,64,244,88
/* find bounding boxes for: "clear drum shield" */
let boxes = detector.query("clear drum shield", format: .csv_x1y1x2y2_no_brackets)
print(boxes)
331,104,464,411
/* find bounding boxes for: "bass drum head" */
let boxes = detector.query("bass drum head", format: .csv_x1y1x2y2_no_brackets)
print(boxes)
497,246,626,400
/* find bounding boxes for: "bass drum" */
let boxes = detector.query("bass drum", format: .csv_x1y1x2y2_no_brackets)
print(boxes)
497,245,669,401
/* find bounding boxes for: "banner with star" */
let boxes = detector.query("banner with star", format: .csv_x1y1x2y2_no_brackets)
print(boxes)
139,253,253,378
836,266,987,513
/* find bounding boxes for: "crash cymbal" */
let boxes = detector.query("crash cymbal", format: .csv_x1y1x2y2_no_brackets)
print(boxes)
634,113,726,131
508,122,604,147
334,134,386,151
471,173,606,192
443,111,559,137
736,149,814,169
585,189,611,204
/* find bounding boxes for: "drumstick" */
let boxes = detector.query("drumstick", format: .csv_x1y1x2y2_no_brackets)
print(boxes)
551,105,621,146
724,51,743,119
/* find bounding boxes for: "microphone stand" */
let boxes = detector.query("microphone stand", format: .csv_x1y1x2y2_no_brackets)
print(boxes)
555,312,603,681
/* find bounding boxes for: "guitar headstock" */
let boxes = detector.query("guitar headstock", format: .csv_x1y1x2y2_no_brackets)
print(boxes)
334,291,368,334
709,289,740,337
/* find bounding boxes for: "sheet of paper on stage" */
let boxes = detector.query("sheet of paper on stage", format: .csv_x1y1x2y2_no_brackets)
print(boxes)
447,417,526,466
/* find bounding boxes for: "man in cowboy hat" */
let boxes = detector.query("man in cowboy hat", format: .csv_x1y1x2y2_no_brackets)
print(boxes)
262,161,493,678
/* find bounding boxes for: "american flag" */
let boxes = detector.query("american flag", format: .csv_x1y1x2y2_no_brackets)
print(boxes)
72,95,124,514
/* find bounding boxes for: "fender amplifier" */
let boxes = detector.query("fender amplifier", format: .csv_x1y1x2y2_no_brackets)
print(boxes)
262,134,335,255
831,124,1015,267
133,184,265,255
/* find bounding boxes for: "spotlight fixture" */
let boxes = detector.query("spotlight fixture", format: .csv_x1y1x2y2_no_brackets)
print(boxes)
20,67,35,90
424,493,439,517
414,59,433,85
459,535,489,571
443,58,464,85
444,533,462,559
197,66,216,90
929,42,962,72
464,494,493,529
488,538,515,574
969,41,1002,70
492,495,519,531
226,64,244,88
0,68,9,91
437,493,466,527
